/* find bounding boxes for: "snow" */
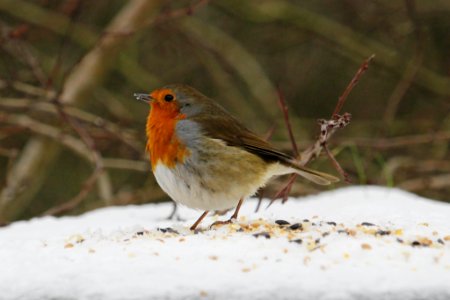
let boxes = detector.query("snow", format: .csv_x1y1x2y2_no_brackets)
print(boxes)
0,186,449,300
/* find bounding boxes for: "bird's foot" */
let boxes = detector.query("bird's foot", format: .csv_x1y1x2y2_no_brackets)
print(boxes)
209,217,236,229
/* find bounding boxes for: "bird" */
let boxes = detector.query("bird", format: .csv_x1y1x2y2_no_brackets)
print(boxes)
135,84,338,230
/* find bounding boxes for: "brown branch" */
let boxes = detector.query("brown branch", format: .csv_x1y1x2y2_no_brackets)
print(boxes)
333,54,374,116
269,55,374,206
277,88,299,156
323,144,350,183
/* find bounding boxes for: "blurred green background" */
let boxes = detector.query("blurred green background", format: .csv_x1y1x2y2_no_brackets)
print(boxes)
1,0,449,223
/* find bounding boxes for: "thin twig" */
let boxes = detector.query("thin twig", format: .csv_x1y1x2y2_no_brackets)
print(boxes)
323,144,350,183
269,55,374,207
277,88,299,156
333,54,374,116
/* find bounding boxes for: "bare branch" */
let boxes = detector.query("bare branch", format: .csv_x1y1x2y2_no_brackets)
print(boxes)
269,55,374,206
333,55,374,116
277,88,299,157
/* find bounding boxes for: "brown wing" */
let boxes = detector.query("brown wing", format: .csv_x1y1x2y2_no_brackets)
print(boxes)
191,112,293,163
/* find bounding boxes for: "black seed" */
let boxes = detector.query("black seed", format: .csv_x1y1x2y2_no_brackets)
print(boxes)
275,220,290,226
396,238,404,243
322,232,330,237
157,227,179,234
136,231,144,236
289,223,302,230
338,230,348,235
312,222,317,226
411,241,421,247
327,222,337,226
290,239,303,244
437,239,444,245
375,230,391,236
361,222,375,226
253,232,271,239
303,219,310,222
315,238,320,244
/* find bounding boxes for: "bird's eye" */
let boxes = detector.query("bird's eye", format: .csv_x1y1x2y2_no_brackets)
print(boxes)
164,94,174,102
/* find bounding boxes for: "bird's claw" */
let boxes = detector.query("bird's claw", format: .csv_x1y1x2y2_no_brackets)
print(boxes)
209,218,235,229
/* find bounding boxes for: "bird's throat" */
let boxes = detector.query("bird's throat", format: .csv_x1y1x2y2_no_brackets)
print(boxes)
146,103,189,170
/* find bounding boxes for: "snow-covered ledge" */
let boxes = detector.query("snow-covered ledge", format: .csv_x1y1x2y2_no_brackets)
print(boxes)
1,186,449,299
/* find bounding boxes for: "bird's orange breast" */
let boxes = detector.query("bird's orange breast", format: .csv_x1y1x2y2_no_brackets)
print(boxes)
146,102,189,170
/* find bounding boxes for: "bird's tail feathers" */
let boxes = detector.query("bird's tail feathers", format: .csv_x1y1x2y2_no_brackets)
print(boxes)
286,160,339,185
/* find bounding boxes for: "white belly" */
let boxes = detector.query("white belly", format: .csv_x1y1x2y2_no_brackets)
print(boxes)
154,163,252,210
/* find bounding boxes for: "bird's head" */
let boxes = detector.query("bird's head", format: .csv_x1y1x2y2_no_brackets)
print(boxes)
135,84,205,118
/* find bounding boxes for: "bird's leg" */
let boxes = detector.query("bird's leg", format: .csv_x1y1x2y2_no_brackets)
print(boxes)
230,198,243,219
210,198,244,228
190,211,209,231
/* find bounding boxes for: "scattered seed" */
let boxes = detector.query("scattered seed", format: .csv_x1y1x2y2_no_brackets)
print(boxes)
253,232,271,239
361,222,375,226
290,239,303,244
275,220,290,226
418,238,432,247
157,227,179,234
64,243,74,248
361,243,372,250
242,268,251,273
394,229,403,236
208,255,218,261
289,223,302,230
443,235,450,241
376,230,391,236
200,290,208,297
327,221,337,226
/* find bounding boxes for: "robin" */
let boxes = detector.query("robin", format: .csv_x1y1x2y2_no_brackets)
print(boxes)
135,84,338,230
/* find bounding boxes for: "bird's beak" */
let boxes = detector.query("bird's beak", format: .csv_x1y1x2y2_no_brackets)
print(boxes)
134,93,152,103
